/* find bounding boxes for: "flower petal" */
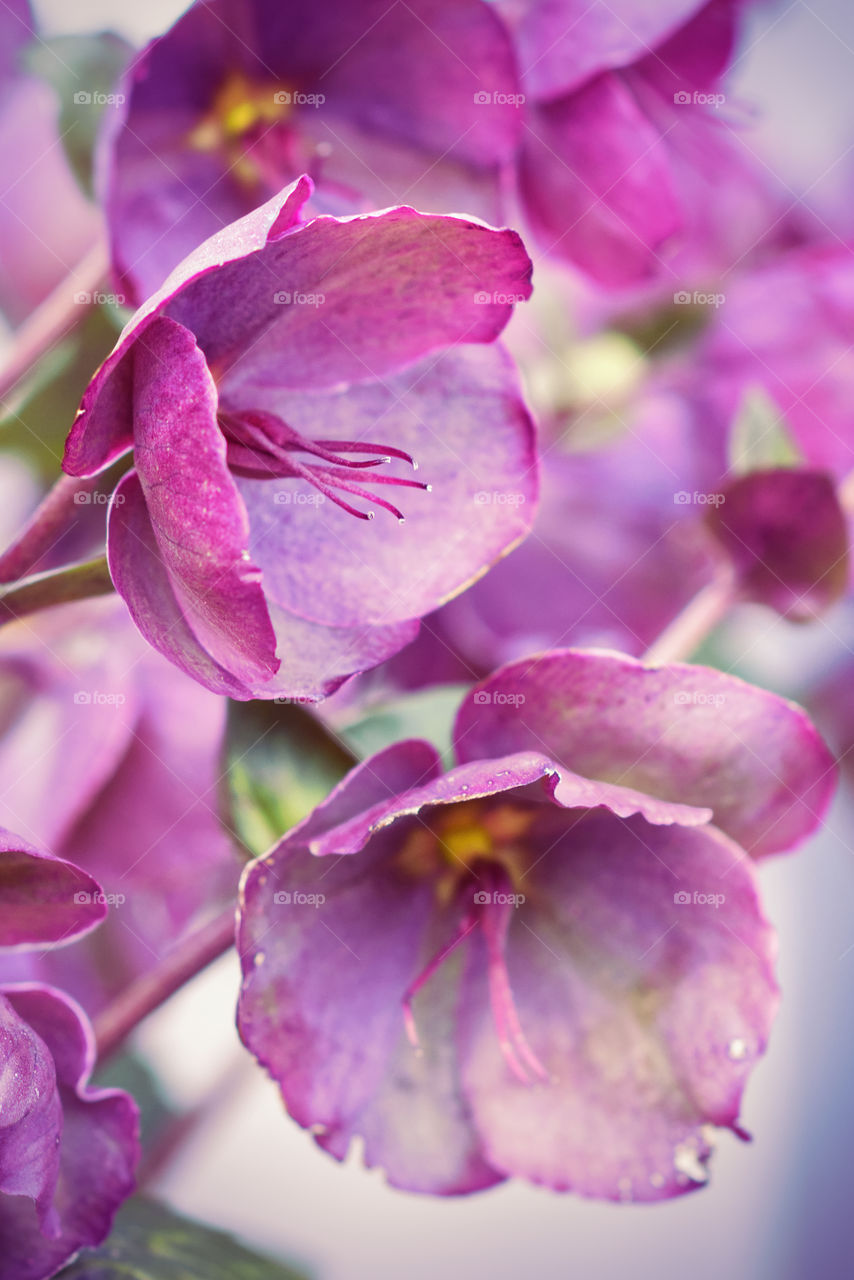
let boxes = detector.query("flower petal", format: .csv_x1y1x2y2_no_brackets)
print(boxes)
518,76,681,284
0,833,105,949
502,0,711,99
0,985,138,1279
63,177,312,477
103,0,520,301
114,315,280,689
455,649,836,857
172,205,532,393
707,468,849,620
238,834,500,1193
107,470,261,699
229,345,537,627
457,810,777,1199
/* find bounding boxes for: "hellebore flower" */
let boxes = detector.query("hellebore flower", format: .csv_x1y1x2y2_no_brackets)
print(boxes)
0,985,138,1280
99,0,521,303
0,595,237,1012
0,827,139,1278
63,178,536,701
694,241,854,477
494,0,753,285
237,649,834,1197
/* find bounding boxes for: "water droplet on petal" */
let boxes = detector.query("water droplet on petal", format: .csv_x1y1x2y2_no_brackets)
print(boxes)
673,1143,708,1185
727,1037,748,1060
253,951,266,967
650,1172,665,1189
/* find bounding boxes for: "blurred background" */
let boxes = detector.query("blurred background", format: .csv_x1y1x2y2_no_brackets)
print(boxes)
11,0,854,1276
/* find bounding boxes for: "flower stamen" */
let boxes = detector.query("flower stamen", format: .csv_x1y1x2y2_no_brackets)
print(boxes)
219,408,429,520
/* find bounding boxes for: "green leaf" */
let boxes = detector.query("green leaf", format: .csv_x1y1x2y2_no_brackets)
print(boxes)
23,33,133,198
335,683,470,769
57,1197,309,1279
0,305,121,479
224,700,355,858
728,386,804,476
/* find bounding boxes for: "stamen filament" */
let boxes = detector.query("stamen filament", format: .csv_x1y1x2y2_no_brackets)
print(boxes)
219,409,427,520
402,911,477,1052
478,888,550,1086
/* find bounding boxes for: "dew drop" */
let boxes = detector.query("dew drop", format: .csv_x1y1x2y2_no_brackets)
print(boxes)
253,951,266,967
650,1172,665,1189
727,1037,748,1061
673,1143,708,1185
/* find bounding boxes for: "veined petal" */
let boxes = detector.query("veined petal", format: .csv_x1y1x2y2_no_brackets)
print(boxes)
455,649,836,857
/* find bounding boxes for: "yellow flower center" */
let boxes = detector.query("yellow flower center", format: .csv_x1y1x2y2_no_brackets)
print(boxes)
396,801,534,906
187,72,294,190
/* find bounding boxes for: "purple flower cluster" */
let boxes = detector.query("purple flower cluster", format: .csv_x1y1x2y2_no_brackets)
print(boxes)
0,0,847,1271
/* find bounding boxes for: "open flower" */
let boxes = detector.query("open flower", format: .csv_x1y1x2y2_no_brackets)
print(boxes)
0,985,138,1280
63,177,536,701
99,0,521,302
0,827,138,1279
237,649,834,1198
496,0,753,284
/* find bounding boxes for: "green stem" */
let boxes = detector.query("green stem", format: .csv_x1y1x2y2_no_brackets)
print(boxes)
0,555,114,623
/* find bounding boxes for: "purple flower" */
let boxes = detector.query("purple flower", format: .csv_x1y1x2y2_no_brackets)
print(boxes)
706,468,850,620
237,649,834,1197
63,178,536,701
497,0,753,284
694,241,854,476
0,984,138,1280
99,0,521,303
0,774,138,1276
0,595,238,1012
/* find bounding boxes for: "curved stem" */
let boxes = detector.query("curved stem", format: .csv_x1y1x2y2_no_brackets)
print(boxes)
94,906,238,1063
643,566,737,665
0,241,110,410
0,473,100,582
0,555,114,623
